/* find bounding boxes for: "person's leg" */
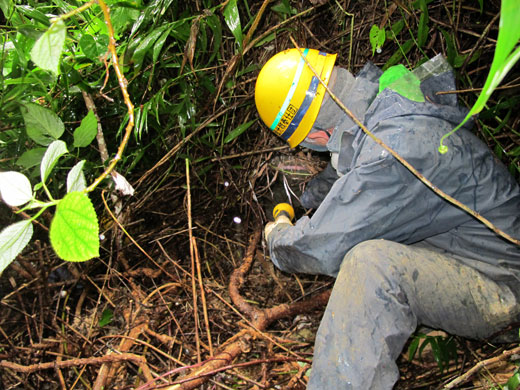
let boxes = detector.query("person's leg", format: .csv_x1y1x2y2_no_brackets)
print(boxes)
307,239,520,390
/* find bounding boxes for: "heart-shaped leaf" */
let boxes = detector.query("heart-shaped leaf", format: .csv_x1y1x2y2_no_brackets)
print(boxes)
50,192,99,262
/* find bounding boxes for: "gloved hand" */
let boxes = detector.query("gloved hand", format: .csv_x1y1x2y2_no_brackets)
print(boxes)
265,215,293,241
265,203,295,241
301,162,339,209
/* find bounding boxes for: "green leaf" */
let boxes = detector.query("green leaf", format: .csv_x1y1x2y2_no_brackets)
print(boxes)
467,0,520,115
370,25,380,56
391,19,405,37
223,0,243,52
98,309,113,327
506,371,520,390
152,27,171,63
85,14,109,36
417,0,429,48
22,103,65,146
41,140,68,183
205,14,222,63
132,27,167,68
407,335,422,361
50,192,99,262
15,5,50,26
111,5,141,37
476,0,483,13
73,110,98,148
0,0,10,19
440,29,459,67
67,160,87,193
369,25,385,56
30,19,67,75
429,339,444,371
0,220,34,274
0,172,33,207
224,119,255,143
271,0,296,17
16,148,47,169
79,34,109,60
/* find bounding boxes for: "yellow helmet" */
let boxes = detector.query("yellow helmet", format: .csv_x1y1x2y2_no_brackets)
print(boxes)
254,48,337,148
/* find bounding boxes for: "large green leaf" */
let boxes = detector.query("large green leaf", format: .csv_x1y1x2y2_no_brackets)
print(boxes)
369,25,386,56
30,19,67,75
0,220,34,274
50,192,99,262
22,103,65,146
468,0,520,114
152,27,172,63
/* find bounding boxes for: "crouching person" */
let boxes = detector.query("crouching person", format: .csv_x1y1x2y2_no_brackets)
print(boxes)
254,48,520,390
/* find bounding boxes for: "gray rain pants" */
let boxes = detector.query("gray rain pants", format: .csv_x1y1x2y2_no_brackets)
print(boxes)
307,239,520,390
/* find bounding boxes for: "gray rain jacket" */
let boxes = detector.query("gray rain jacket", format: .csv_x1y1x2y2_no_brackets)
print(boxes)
268,55,520,281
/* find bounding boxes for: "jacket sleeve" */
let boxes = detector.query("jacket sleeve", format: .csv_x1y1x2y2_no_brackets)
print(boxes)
268,152,439,276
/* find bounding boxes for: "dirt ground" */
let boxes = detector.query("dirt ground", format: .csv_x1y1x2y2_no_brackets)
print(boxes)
1,0,520,389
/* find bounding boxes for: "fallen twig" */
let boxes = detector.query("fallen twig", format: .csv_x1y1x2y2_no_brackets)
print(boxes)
444,345,520,389
0,352,150,374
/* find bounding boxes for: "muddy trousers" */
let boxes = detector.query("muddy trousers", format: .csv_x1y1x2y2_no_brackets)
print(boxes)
307,239,520,390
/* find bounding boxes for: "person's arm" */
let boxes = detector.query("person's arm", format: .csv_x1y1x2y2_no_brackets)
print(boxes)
268,156,424,276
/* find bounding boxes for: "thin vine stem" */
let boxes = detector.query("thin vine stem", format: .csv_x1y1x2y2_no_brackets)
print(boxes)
85,0,135,193
50,0,96,23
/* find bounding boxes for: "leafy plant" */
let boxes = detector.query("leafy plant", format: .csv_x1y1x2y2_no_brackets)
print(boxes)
271,0,297,20
0,0,251,274
369,24,386,56
505,366,520,390
408,333,458,373
0,137,100,271
98,308,113,327
0,1,122,273
223,0,243,52
439,0,520,153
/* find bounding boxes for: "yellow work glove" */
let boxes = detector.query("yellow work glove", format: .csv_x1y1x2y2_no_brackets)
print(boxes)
265,203,295,241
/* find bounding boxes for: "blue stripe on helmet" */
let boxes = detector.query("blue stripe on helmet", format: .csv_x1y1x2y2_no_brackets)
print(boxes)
279,75,319,141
